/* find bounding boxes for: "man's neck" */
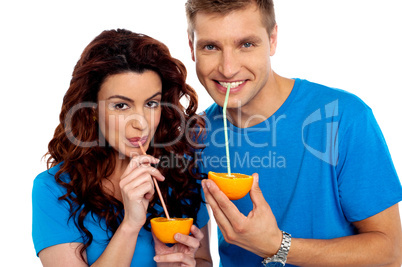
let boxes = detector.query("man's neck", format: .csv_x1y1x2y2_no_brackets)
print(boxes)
227,73,294,128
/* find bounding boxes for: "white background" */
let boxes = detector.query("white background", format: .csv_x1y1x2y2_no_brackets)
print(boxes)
1,0,401,266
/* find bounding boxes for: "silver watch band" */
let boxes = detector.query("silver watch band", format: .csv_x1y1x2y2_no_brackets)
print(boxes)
262,231,291,266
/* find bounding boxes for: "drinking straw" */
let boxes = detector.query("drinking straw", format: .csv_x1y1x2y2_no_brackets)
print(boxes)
223,84,232,176
138,142,171,220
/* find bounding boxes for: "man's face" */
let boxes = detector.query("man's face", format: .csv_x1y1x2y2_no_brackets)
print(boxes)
189,3,277,110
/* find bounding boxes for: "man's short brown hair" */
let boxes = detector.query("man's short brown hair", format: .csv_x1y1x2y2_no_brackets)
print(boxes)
185,0,276,41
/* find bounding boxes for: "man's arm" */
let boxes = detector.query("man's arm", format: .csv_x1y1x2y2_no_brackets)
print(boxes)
288,204,402,266
202,174,402,266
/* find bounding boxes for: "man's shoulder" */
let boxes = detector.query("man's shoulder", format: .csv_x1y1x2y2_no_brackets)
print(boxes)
202,103,221,118
298,79,371,113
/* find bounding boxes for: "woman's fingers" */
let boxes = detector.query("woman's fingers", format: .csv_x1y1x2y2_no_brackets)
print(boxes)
174,225,203,250
120,164,164,189
154,253,196,266
153,226,204,266
121,155,161,179
125,178,155,201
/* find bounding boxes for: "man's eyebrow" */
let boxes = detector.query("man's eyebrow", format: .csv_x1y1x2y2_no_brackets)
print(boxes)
196,39,220,49
235,35,263,46
196,36,262,49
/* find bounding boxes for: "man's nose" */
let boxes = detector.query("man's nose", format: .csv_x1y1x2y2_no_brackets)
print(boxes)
218,49,241,78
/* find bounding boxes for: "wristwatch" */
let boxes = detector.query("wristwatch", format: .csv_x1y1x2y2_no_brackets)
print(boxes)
262,231,291,267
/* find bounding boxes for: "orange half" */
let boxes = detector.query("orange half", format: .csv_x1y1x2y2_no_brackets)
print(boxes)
151,217,193,243
208,172,253,200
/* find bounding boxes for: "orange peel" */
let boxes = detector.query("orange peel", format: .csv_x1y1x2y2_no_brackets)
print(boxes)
208,171,253,200
151,217,193,243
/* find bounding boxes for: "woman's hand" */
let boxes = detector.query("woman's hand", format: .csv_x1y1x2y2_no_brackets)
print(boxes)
153,225,204,267
119,155,165,232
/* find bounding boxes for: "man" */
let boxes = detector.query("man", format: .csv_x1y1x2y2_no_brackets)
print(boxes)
185,0,402,266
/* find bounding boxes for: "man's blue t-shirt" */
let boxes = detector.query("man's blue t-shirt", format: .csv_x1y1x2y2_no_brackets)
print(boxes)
32,164,209,266
200,78,402,266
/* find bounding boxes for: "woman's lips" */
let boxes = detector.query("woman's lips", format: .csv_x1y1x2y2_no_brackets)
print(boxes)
127,136,148,147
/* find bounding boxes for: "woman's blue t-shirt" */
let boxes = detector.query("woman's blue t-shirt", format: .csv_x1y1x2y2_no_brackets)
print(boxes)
32,164,209,266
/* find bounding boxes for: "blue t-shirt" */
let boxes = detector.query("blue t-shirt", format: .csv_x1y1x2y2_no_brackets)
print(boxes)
32,163,209,266
200,78,402,267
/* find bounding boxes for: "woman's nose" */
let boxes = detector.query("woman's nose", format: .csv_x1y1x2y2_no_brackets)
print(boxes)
126,111,148,131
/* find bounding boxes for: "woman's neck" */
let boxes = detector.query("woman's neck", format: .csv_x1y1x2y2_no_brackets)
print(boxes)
102,153,131,201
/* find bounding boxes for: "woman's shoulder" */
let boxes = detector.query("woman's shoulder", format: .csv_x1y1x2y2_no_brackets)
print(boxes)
33,163,70,195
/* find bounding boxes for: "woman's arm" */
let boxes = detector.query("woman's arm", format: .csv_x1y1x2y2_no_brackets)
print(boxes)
195,224,213,266
39,220,141,267
39,155,164,267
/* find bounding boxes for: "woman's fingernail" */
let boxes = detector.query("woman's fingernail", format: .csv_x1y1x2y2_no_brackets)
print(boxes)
154,256,159,261
175,233,181,240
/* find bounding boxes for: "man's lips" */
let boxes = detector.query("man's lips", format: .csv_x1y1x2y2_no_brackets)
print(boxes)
215,80,246,94
127,136,148,147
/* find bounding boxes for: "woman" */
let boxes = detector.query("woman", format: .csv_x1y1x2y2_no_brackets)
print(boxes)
32,29,212,266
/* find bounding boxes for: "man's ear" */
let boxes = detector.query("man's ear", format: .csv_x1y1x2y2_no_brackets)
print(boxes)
269,24,278,56
188,35,195,62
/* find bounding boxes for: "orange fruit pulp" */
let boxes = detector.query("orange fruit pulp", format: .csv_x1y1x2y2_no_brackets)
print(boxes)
150,217,193,243
208,171,253,200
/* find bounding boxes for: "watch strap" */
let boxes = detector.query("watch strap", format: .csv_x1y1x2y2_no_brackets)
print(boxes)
262,231,291,266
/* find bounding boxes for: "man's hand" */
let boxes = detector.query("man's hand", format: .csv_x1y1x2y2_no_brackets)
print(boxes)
202,173,283,258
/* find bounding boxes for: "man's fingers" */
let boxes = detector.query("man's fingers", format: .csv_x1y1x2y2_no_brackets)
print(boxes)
249,173,266,207
202,179,246,237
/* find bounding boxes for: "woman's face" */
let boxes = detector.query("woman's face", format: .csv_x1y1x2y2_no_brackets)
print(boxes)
97,71,162,158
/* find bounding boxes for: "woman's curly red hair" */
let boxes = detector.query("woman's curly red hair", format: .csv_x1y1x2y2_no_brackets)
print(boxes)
45,29,205,259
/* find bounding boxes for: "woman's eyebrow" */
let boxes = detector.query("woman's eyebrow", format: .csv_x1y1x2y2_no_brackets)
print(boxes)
107,92,161,102
107,95,134,103
146,92,162,100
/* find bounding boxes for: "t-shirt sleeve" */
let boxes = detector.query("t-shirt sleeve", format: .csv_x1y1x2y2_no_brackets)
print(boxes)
195,186,210,229
32,172,83,256
194,153,210,229
336,107,402,222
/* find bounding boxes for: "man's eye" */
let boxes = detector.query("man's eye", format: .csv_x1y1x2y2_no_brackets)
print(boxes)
243,42,253,48
205,45,215,50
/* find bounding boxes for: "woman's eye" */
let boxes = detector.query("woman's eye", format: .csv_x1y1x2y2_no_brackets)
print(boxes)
114,103,129,110
146,101,160,108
